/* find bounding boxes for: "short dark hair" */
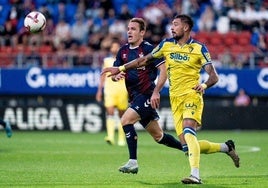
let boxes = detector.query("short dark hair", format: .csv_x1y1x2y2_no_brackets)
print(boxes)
174,14,194,30
111,37,121,44
129,17,146,31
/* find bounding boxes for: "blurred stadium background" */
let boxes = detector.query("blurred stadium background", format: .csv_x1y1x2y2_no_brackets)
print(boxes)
0,0,267,132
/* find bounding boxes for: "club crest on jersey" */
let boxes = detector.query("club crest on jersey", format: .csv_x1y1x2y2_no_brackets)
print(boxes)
170,53,190,62
139,52,144,57
188,46,194,53
122,53,127,60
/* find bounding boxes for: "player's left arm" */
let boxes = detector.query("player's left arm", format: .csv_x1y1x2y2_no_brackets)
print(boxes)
194,63,219,92
101,53,154,76
194,44,219,92
203,63,219,88
151,63,167,109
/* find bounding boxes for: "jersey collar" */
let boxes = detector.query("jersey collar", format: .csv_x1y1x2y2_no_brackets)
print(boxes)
186,37,193,44
174,37,193,47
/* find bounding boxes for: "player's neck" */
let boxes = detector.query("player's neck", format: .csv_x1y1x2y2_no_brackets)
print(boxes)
177,35,190,46
129,39,143,48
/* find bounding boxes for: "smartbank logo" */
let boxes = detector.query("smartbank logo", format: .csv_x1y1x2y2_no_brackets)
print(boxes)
26,67,100,89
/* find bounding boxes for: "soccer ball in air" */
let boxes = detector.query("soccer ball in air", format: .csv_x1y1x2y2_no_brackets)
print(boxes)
24,11,46,33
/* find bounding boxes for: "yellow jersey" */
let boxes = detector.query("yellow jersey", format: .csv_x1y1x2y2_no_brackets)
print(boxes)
103,56,127,95
151,37,211,97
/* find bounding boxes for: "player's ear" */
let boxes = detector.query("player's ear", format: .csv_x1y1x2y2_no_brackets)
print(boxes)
183,24,189,32
140,30,145,36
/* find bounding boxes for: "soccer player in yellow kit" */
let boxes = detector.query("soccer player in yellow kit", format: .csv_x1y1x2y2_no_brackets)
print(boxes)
102,15,240,184
96,41,128,146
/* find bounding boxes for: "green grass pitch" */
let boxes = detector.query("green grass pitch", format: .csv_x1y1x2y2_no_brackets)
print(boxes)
1,130,268,187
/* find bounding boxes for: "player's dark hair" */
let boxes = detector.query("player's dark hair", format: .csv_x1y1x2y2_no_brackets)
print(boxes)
111,37,121,45
129,17,146,31
174,14,194,30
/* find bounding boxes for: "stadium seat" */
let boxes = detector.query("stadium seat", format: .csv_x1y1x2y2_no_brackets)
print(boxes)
196,36,208,44
223,32,237,47
39,45,53,54
0,52,13,67
209,37,222,46
238,37,251,46
79,45,89,54
224,37,236,47
243,45,256,53
237,31,251,46
195,31,209,44
208,32,223,46
239,31,251,40
207,44,226,59
43,57,56,68
229,44,256,61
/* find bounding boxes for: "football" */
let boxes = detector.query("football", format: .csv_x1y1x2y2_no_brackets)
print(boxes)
24,11,46,33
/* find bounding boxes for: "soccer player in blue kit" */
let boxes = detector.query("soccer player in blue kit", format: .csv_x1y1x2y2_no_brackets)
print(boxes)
111,17,183,174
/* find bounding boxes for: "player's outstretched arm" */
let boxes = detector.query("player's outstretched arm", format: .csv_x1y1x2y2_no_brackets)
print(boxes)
124,54,152,70
111,72,126,82
101,67,120,76
101,54,153,76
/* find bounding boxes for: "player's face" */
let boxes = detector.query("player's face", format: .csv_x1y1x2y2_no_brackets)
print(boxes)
127,22,144,46
171,18,185,40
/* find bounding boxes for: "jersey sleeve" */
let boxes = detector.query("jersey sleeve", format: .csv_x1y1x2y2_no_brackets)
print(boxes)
102,58,110,69
146,43,164,67
201,44,212,66
151,39,165,59
113,48,123,67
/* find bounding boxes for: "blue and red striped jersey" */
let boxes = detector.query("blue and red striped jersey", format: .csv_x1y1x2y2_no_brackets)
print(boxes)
114,41,164,102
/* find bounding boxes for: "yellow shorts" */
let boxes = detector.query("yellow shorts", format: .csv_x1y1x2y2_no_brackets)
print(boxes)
104,91,128,111
170,91,204,136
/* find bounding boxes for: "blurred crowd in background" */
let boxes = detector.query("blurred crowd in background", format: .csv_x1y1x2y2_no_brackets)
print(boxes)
0,0,268,69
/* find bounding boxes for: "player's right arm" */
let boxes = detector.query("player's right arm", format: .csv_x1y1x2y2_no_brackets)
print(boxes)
96,72,106,102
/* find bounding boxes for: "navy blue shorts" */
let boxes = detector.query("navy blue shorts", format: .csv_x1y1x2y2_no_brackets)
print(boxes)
130,94,159,128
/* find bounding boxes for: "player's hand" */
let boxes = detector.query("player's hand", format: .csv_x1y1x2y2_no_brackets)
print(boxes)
95,90,102,102
101,67,120,76
193,84,206,93
150,91,160,109
112,72,126,81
